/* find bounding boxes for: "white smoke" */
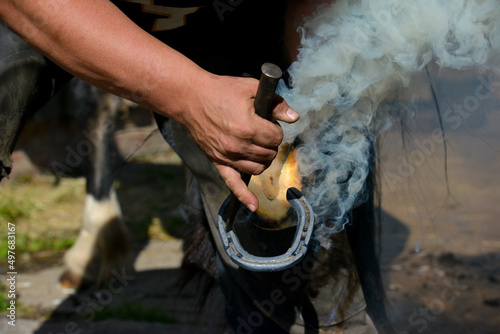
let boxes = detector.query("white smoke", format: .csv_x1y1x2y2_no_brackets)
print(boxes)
278,0,500,247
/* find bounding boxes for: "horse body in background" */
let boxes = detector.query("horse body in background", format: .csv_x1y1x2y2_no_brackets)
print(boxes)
0,60,131,288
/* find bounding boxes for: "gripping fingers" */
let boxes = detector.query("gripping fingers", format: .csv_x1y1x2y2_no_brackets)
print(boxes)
233,158,271,175
251,102,298,149
234,144,278,167
215,163,258,212
270,95,299,123
251,118,284,149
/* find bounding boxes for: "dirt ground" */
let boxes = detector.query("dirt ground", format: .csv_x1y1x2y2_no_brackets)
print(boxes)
1,67,500,333
377,67,500,333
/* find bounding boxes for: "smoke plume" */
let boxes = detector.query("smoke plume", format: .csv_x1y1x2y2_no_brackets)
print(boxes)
278,0,500,247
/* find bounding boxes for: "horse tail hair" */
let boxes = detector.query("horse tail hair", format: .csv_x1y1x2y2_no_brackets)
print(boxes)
347,145,396,333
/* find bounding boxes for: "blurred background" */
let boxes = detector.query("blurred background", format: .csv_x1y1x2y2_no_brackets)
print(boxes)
378,65,500,333
1,65,499,333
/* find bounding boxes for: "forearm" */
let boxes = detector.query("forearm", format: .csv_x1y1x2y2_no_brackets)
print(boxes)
0,0,300,211
0,0,206,124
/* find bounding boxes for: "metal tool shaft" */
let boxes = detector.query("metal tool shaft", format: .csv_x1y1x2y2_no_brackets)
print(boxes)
226,63,283,230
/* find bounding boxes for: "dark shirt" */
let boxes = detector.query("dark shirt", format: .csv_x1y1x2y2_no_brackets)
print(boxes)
112,0,288,76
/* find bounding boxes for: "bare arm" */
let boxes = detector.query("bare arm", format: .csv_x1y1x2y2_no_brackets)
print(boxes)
0,0,300,210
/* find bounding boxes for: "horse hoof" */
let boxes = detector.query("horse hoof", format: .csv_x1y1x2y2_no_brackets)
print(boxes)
59,269,85,289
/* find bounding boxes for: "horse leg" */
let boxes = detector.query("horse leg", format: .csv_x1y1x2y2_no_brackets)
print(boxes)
0,24,129,289
60,80,130,288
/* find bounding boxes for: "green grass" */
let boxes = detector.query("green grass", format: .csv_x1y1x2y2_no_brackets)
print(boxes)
15,234,77,253
0,282,10,312
0,233,77,261
0,175,84,263
0,197,36,221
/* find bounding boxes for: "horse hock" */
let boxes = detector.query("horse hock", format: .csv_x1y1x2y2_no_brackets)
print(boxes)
61,81,130,289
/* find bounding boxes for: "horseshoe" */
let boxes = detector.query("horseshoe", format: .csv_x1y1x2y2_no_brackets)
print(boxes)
217,187,315,272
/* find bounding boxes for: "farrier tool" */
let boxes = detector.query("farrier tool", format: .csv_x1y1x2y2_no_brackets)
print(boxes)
217,63,315,272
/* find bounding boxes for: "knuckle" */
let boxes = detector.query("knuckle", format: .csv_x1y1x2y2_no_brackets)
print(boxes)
213,151,226,164
237,161,263,175
271,130,283,147
251,164,266,175
221,137,241,156
236,123,254,139
268,149,278,161
223,176,235,189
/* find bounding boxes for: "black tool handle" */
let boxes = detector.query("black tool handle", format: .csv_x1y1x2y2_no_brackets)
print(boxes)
226,63,283,229
241,63,282,187
254,63,283,121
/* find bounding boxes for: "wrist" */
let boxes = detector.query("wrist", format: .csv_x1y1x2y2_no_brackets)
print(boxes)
172,69,216,128
142,53,214,127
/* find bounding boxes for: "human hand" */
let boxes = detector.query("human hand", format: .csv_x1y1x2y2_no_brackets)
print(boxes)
179,73,299,211
0,0,294,213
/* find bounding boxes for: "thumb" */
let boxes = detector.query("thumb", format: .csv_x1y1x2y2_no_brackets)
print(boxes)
215,163,259,212
271,95,299,124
